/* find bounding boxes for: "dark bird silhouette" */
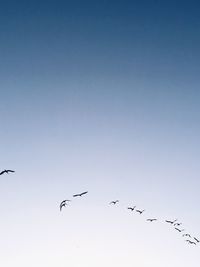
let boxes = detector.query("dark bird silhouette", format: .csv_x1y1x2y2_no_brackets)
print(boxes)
165,219,177,224
110,200,119,205
59,200,71,211
147,218,157,222
135,209,145,214
183,234,191,238
60,200,71,205
0,169,15,175
60,202,67,211
175,228,184,233
174,222,182,226
73,191,88,197
186,240,196,245
127,206,136,211
193,237,200,243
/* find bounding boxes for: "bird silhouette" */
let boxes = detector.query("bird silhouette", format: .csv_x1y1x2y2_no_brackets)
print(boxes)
0,169,15,175
73,191,88,197
193,237,200,243
183,234,191,238
110,200,119,205
147,218,157,222
60,202,67,211
175,228,184,233
174,222,182,226
59,200,71,211
186,240,196,245
165,219,177,224
135,209,145,214
127,206,136,211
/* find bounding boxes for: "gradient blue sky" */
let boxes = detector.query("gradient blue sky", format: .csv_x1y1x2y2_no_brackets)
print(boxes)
0,1,200,266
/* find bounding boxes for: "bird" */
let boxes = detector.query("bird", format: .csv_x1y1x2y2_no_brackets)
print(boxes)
127,206,136,211
0,169,15,175
60,199,71,205
73,191,88,197
175,228,184,233
110,200,119,205
186,240,196,245
59,200,71,211
147,218,157,222
183,234,191,238
193,237,200,243
174,222,182,226
135,209,145,214
60,202,67,211
165,219,177,224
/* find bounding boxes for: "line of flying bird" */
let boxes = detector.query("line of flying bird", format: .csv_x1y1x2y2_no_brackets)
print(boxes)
60,193,199,246
1,170,198,247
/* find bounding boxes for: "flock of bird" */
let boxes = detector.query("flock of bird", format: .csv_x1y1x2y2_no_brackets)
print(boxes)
1,169,199,247
59,192,199,247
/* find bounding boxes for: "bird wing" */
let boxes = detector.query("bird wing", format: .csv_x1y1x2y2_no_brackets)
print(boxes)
80,191,88,196
0,170,5,175
7,170,15,173
73,194,80,197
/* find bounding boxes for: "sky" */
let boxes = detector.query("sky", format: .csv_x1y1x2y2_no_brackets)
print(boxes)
0,1,200,266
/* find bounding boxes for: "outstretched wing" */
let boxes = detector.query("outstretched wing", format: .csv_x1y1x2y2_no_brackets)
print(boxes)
80,191,88,196
7,170,15,173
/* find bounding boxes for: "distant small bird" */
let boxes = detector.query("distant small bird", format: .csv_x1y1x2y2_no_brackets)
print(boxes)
127,206,136,211
183,234,191,238
110,200,119,205
165,219,177,225
0,169,15,175
175,228,184,233
135,209,145,214
60,202,67,211
147,218,157,222
174,222,182,226
73,191,88,197
60,200,71,205
193,237,200,243
186,240,196,245
59,200,71,211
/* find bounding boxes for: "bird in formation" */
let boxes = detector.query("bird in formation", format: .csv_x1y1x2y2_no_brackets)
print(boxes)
194,237,199,243
186,240,196,245
73,191,88,197
147,218,157,222
165,219,177,224
60,200,71,211
110,200,119,205
0,169,15,175
127,206,136,211
183,233,191,238
135,209,145,214
175,228,184,233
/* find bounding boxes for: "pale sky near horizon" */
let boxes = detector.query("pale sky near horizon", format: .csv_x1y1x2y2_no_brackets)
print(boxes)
0,1,200,266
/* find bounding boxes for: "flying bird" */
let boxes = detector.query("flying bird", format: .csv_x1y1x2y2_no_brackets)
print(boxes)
59,199,71,211
135,209,145,214
165,219,177,225
174,222,182,226
0,169,15,175
183,234,191,238
110,200,119,205
127,206,136,211
193,237,200,243
175,228,184,233
73,191,88,197
147,218,157,222
60,202,67,211
186,240,196,245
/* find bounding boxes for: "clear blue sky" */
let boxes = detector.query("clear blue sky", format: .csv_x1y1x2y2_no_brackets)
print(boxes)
0,1,200,266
